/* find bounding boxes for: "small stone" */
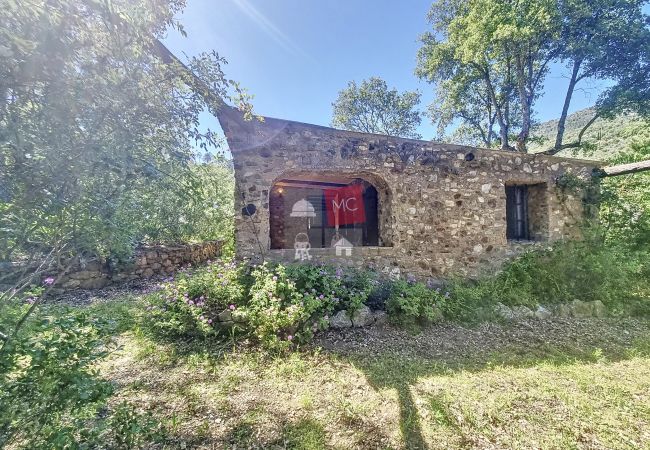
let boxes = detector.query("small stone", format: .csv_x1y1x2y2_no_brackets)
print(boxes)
534,305,553,320
217,309,233,322
330,310,352,328
591,300,607,318
372,310,388,325
351,306,374,327
570,300,592,318
511,305,534,320
481,183,492,193
494,302,515,320
555,304,572,318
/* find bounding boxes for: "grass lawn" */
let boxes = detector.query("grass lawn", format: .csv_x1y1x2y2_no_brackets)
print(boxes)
46,294,650,449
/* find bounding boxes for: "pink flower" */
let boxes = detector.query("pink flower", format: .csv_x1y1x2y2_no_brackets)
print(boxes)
43,277,55,286
287,335,293,341
229,304,236,310
207,318,213,324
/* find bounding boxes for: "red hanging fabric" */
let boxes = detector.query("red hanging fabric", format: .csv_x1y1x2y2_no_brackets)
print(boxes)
324,184,366,226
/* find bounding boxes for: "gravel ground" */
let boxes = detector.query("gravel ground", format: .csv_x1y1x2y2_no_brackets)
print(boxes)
45,278,163,307
313,318,650,361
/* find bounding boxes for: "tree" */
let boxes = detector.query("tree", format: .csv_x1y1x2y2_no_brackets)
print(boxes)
417,0,650,153
548,0,650,154
331,77,423,139
418,0,557,151
0,0,250,263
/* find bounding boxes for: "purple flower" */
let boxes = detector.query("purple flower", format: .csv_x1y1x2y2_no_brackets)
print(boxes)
287,335,293,341
319,294,324,300
207,318,213,324
43,277,55,286
199,315,205,321
25,297,36,305
188,300,194,306
229,304,236,310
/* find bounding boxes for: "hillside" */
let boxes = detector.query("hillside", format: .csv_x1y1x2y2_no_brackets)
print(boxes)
529,108,650,161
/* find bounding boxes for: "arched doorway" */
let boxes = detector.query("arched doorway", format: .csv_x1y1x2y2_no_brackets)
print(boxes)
269,174,384,250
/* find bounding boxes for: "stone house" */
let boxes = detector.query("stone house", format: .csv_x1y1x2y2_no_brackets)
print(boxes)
217,106,600,280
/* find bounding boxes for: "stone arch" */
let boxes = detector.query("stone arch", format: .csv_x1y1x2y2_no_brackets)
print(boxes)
268,170,393,250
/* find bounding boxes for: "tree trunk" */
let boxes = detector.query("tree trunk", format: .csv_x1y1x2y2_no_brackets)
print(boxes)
554,59,582,150
598,159,650,177
515,58,530,153
482,70,510,150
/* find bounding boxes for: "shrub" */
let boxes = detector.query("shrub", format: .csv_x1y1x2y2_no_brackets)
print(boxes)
245,263,335,350
440,235,650,319
147,259,247,339
0,306,165,448
386,280,446,326
145,261,380,349
285,264,372,313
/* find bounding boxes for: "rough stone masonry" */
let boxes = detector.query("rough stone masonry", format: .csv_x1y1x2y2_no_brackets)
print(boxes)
217,106,600,281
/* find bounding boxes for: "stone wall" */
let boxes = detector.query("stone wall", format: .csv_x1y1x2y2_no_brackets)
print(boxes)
1,241,223,293
218,106,600,281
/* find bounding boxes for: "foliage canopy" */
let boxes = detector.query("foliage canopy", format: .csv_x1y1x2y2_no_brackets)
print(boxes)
331,77,423,139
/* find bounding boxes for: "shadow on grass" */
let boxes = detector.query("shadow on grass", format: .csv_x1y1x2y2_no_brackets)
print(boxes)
343,331,650,450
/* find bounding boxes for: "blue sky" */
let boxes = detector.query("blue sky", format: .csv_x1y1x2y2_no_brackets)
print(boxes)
163,0,614,146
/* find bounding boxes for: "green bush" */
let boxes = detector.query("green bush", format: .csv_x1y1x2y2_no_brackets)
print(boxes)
146,261,380,349
386,280,446,327
0,306,165,448
245,263,335,350
441,235,650,319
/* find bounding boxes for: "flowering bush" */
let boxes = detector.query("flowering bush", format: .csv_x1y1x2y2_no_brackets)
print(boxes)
145,260,379,349
386,280,447,326
147,260,247,339
285,264,373,313
244,264,335,350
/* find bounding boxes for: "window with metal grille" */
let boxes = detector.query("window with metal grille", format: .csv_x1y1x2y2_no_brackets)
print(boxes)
505,185,529,240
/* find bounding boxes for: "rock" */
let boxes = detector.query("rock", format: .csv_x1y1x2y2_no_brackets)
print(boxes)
217,320,235,329
79,277,108,290
217,309,233,322
351,306,374,327
330,310,352,328
232,310,247,323
494,303,515,320
372,310,388,325
511,305,534,320
570,300,593,318
534,305,553,320
591,300,607,318
555,304,572,318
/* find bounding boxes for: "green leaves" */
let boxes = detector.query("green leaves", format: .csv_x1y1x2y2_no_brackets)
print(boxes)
0,0,244,262
331,77,423,139
417,0,650,152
